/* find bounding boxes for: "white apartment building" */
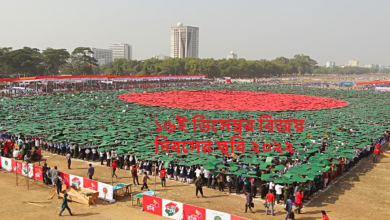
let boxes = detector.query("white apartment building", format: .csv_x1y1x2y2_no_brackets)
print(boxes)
91,48,113,66
109,43,132,60
325,61,336,68
153,54,170,60
347,60,359,67
171,22,199,58
227,51,237,59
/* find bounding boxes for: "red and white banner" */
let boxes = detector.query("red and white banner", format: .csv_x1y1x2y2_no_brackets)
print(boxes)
143,195,163,216
69,174,84,188
84,178,99,191
33,165,43,181
22,163,33,178
98,182,114,202
60,172,70,187
162,199,184,220
11,160,22,174
183,204,206,220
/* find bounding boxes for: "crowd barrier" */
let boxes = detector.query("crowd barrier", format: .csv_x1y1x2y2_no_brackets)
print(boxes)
0,156,115,202
143,194,250,220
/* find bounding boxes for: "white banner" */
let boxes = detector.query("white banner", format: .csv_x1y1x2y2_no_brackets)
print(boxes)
205,209,231,220
162,199,184,220
98,182,115,202
1,157,12,171
22,163,34,178
69,174,84,188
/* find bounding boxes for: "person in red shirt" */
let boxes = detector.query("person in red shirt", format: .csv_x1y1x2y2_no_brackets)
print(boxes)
265,190,275,215
160,167,167,187
131,165,140,185
294,191,304,214
373,147,381,163
321,210,330,220
111,160,118,179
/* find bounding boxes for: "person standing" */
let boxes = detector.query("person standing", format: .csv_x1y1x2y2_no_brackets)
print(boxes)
106,151,111,167
56,176,63,195
373,146,381,163
66,152,71,170
266,190,275,216
42,163,49,185
112,160,118,179
59,193,74,216
250,178,257,198
285,197,293,220
275,183,284,204
160,167,167,187
194,176,205,198
132,165,140,185
294,191,304,214
216,172,224,191
50,166,58,187
244,191,254,213
321,210,330,220
141,172,151,190
87,164,94,180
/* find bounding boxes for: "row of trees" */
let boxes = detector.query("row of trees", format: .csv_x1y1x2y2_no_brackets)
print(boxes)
1,46,386,78
0,47,97,78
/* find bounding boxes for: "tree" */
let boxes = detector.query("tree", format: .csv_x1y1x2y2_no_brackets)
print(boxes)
0,47,44,77
42,48,70,75
70,47,98,75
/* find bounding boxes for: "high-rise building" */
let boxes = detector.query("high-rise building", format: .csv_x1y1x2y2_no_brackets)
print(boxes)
227,51,237,59
347,60,359,67
91,48,113,66
171,22,199,58
109,43,132,60
325,61,335,68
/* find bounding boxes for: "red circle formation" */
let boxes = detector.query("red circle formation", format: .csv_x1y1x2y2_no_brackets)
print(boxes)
118,90,348,111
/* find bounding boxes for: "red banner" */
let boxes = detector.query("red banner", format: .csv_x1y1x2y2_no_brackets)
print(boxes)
83,178,99,191
231,215,251,220
33,165,43,181
183,204,206,220
143,195,163,216
60,172,70,187
11,160,22,174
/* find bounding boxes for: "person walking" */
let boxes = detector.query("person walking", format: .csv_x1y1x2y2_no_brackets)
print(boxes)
294,191,304,214
321,210,330,220
244,192,254,213
59,193,74,216
112,160,118,179
87,164,94,180
132,165,140,185
195,176,205,198
66,152,71,170
266,189,275,216
141,172,151,190
275,183,284,204
160,167,167,187
285,196,293,220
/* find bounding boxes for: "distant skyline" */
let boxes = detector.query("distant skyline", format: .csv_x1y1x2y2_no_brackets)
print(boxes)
0,0,389,65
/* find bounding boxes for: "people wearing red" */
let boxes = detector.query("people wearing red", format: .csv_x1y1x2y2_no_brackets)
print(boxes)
112,160,118,179
160,167,167,187
373,148,380,163
321,210,330,220
265,190,275,215
294,191,304,214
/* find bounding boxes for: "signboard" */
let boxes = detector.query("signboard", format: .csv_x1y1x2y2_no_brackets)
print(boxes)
143,195,163,216
162,199,184,220
183,204,206,220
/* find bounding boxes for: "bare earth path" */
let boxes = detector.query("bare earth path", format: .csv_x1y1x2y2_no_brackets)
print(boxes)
0,150,389,220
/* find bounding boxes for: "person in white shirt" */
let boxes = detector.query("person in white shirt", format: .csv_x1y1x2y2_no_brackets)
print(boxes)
203,169,211,188
195,168,202,178
274,184,284,204
13,148,20,159
92,148,97,161
85,148,91,161
268,181,275,192
99,151,104,165
106,151,111,167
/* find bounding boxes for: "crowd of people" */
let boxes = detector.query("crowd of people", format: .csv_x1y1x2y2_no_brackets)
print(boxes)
0,130,388,219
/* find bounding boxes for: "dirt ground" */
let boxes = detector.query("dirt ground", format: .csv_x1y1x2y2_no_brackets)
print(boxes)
1,150,389,220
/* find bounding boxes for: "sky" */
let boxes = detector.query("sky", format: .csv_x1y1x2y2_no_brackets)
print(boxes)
0,0,389,66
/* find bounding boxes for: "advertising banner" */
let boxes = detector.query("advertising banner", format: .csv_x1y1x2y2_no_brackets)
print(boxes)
183,204,206,220
162,199,184,220
205,209,231,220
143,195,163,216
33,165,43,181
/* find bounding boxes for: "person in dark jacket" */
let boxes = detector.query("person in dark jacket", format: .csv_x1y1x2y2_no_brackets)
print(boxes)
244,192,254,213
59,193,74,216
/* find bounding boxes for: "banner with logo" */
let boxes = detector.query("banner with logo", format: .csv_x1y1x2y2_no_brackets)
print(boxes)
1,157,12,171
205,209,231,220
231,215,250,220
183,204,206,220
84,178,99,191
33,165,43,181
143,195,163,216
69,174,84,188
11,160,22,174
22,163,33,178
98,182,114,202
162,199,184,220
60,172,70,187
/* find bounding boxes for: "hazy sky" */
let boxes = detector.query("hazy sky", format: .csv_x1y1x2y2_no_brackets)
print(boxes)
1,0,389,65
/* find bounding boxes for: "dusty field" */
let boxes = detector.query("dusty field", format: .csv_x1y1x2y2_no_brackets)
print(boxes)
1,150,389,220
